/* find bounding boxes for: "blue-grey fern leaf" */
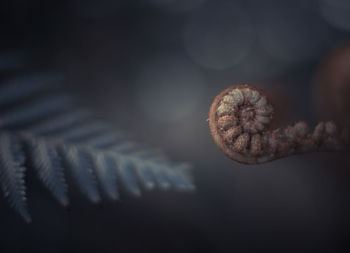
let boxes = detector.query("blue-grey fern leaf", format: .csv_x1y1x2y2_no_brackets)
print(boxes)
165,164,195,192
59,145,101,203
23,134,69,206
133,164,157,190
0,132,31,222
0,70,195,222
113,156,142,197
152,167,172,190
90,152,119,200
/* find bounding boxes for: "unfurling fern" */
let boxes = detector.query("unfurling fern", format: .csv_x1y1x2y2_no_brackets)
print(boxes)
0,72,195,222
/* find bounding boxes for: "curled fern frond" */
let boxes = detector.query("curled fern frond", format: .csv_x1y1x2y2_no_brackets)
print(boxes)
0,72,195,222
209,84,349,164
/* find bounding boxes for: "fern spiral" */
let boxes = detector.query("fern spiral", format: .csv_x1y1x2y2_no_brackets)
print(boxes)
209,84,349,164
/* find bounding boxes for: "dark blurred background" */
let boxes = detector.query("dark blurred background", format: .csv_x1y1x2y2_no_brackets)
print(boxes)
1,0,350,252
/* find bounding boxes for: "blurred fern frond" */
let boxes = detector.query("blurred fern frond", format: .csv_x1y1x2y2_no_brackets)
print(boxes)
0,72,194,222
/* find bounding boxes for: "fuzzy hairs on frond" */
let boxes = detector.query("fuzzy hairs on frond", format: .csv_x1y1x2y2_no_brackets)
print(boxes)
0,71,195,222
